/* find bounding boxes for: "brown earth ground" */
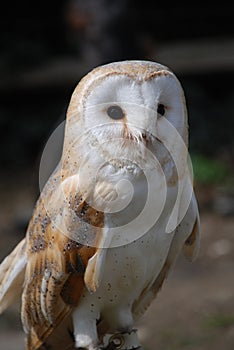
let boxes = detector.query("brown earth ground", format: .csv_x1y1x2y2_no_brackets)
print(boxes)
0,176,234,350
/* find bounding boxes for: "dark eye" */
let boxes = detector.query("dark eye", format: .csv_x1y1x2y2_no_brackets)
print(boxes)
107,105,125,120
157,103,166,116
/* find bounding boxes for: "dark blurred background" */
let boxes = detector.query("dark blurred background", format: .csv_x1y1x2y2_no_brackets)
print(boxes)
0,2,234,350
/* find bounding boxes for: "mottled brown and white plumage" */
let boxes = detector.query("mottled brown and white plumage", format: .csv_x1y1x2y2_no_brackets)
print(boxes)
0,61,200,350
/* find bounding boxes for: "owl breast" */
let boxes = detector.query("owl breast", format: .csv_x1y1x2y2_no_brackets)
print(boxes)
74,213,175,334
74,156,178,327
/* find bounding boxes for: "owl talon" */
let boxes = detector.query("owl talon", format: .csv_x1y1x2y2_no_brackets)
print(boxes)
102,329,141,350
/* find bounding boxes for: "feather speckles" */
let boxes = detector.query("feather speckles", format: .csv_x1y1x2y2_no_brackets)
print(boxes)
20,189,100,348
31,236,47,253
63,240,80,253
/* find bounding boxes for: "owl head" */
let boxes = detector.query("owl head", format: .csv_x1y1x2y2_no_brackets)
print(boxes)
62,61,188,177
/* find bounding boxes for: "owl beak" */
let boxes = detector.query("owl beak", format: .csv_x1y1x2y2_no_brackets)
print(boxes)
141,133,150,144
122,123,150,145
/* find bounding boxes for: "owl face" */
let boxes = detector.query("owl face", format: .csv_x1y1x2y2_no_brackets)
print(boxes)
64,61,187,174
83,71,185,135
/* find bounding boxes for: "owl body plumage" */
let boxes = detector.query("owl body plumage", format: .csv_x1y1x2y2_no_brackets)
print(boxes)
0,61,200,350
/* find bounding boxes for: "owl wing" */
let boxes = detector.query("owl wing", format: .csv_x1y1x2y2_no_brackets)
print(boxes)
22,215,95,350
133,192,200,317
0,169,106,350
181,193,200,261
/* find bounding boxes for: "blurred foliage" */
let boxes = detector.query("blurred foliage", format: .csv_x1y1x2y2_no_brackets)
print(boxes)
159,329,203,350
191,154,230,185
157,313,234,350
202,313,234,330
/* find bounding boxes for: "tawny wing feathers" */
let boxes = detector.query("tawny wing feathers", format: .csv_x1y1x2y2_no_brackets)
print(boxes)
21,180,104,350
0,169,105,350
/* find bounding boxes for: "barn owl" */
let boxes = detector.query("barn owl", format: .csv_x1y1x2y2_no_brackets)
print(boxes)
0,61,200,350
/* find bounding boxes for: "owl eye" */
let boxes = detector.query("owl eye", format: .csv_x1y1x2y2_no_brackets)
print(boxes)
107,105,125,120
157,103,166,116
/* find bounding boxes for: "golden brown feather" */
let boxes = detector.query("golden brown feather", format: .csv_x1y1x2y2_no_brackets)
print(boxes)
18,171,104,349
